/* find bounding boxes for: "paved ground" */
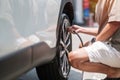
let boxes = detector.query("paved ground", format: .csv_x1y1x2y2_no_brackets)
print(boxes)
18,33,106,80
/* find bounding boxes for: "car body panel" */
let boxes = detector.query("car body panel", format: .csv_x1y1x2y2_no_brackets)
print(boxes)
0,0,61,55
0,47,32,80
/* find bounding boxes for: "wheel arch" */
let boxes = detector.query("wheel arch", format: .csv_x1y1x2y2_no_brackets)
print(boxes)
62,2,74,24
60,0,84,25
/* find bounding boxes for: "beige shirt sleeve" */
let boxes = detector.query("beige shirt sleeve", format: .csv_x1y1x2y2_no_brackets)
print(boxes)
108,0,120,22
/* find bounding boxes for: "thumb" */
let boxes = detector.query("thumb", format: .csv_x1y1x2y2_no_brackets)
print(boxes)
75,29,80,33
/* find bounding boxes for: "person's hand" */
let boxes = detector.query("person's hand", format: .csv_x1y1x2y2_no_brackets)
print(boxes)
79,41,91,48
67,25,83,33
79,38,96,48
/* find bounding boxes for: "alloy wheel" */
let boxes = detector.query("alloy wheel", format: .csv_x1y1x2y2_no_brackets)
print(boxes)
57,14,72,78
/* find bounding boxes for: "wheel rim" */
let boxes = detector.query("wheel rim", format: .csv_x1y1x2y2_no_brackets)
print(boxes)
58,16,71,78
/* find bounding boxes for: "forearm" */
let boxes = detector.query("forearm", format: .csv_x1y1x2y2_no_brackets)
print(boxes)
69,25,98,36
80,27,98,36
96,22,120,41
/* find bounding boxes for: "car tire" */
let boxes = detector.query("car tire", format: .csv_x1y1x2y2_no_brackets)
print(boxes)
36,13,72,80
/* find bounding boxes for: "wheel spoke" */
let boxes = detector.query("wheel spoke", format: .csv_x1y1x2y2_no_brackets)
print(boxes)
61,54,69,75
64,55,67,74
65,32,70,43
62,23,66,40
60,40,69,54
60,50,65,57
60,39,65,48
66,38,71,49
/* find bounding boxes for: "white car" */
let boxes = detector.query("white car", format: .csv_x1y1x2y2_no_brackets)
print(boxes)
0,0,84,80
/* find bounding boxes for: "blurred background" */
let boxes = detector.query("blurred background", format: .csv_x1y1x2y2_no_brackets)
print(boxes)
83,0,98,27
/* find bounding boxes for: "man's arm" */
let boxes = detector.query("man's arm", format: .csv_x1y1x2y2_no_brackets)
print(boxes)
79,27,98,36
68,25,98,36
96,22,120,41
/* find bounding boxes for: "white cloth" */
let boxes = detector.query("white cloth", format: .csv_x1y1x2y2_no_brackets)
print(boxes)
84,41,120,68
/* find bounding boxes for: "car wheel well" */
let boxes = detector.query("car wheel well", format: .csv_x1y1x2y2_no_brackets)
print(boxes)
63,2,74,24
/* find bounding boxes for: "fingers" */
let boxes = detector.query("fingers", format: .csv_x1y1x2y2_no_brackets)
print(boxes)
67,25,80,33
84,41,91,46
79,43,83,48
67,27,75,33
75,29,81,33
79,41,91,48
